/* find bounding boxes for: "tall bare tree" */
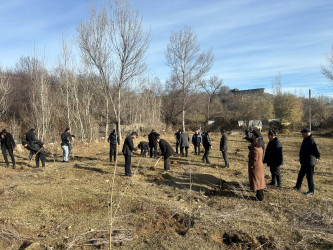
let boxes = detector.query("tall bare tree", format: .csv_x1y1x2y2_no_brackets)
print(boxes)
166,26,213,131
0,69,12,120
322,46,333,83
199,75,223,122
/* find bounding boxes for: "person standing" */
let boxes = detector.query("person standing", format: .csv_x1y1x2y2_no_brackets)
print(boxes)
174,129,181,154
148,129,160,159
202,131,212,164
263,129,283,187
179,130,190,157
294,129,320,195
192,131,201,155
107,129,120,162
248,137,266,201
122,132,138,177
220,129,230,168
1,129,16,169
22,139,45,169
26,128,36,160
157,137,174,172
61,128,72,162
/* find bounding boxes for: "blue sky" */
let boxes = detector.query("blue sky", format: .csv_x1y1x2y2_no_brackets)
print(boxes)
0,0,333,96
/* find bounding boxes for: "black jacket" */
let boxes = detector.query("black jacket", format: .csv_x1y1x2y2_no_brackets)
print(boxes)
108,133,120,145
159,139,174,158
138,141,149,150
174,132,181,142
263,137,283,166
220,134,228,151
1,133,16,149
202,133,212,149
299,135,320,165
26,131,36,142
148,132,160,147
27,140,44,153
61,132,72,146
122,135,137,156
192,133,201,146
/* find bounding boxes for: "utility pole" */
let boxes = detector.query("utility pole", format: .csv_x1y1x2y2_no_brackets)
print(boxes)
309,89,311,131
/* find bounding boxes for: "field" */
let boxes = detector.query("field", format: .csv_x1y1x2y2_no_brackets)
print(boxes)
0,132,332,249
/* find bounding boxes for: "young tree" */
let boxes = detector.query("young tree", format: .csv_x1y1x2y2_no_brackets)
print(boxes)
322,46,333,83
0,69,12,120
165,26,213,131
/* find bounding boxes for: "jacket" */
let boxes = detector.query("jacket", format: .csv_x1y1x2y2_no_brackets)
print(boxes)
192,133,201,146
108,133,120,145
148,131,160,147
1,133,16,149
202,133,212,149
26,131,36,142
27,140,44,153
299,135,320,166
220,134,228,151
61,132,72,146
138,141,149,150
122,135,137,156
263,137,283,166
159,139,174,158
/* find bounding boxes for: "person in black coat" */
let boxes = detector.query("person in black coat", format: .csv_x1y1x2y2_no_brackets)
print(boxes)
263,129,283,187
122,132,138,177
138,141,149,157
107,129,120,162
148,129,160,159
192,131,201,155
202,131,212,164
22,139,45,168
1,129,16,169
26,128,36,160
220,129,229,168
157,137,174,171
174,129,181,154
294,129,320,195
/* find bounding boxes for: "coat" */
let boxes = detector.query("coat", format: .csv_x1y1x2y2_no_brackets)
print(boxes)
159,139,174,159
26,130,36,142
108,133,120,145
27,140,44,153
122,135,137,156
61,132,72,146
1,132,16,149
248,141,266,191
220,134,228,151
192,133,201,146
263,137,283,166
202,133,212,149
138,141,149,150
179,133,190,148
299,135,320,166
148,131,160,147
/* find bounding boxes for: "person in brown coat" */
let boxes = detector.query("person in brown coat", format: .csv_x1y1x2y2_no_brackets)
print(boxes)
248,137,266,201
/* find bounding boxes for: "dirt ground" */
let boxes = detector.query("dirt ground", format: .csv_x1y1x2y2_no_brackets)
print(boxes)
0,132,332,249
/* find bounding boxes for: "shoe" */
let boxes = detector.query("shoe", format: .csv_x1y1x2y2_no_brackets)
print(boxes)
5,165,9,168
223,166,229,169
277,184,282,188
268,182,275,186
207,161,211,164
305,191,314,195
201,159,205,163
12,165,16,169
293,186,300,190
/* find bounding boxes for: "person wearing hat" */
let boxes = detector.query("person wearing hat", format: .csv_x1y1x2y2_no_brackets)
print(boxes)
202,131,212,164
156,137,174,172
122,132,139,177
26,128,36,160
22,139,45,168
61,128,73,162
1,129,17,169
250,128,265,152
220,129,229,168
294,129,320,195
263,129,283,187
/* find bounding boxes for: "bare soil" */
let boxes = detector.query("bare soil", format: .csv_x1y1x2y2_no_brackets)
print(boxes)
0,132,332,249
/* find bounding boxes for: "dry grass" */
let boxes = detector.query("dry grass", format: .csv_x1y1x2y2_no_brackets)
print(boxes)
0,132,332,249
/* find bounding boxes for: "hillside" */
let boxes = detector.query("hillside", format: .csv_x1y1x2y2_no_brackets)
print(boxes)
0,132,332,249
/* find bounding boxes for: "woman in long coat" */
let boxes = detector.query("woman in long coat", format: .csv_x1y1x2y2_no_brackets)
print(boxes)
248,137,266,201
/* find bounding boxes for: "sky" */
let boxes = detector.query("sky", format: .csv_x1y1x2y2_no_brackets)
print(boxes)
0,0,333,96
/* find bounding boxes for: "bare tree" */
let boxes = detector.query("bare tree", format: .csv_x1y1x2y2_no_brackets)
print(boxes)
322,46,333,83
0,69,12,120
199,75,223,122
165,26,213,131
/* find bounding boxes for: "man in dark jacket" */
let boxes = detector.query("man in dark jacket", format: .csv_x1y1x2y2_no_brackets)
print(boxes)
122,132,138,177
220,129,229,168
179,131,190,157
157,137,174,172
148,129,160,159
138,141,149,157
61,128,72,162
26,128,36,160
174,129,181,154
22,139,45,168
263,129,283,187
107,129,120,162
1,129,16,169
202,131,212,164
294,129,320,195
192,131,201,155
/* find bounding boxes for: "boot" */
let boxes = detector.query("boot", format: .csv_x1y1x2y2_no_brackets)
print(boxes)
256,189,264,201
276,175,282,188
